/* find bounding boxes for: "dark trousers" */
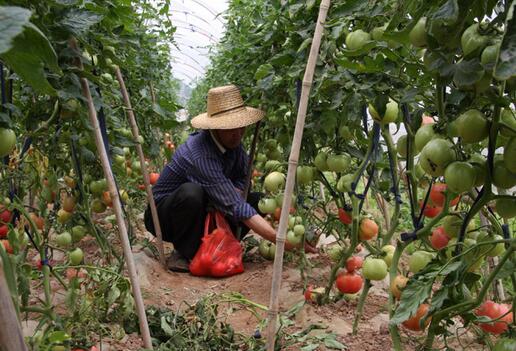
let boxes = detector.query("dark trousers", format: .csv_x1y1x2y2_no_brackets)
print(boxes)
144,182,261,260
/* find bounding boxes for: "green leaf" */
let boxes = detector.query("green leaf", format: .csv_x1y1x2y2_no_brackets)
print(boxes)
300,344,319,351
160,316,175,337
297,38,313,53
430,0,459,25
494,1,516,80
60,9,103,36
48,331,71,343
0,23,60,95
255,63,274,81
391,277,433,325
453,59,484,87
429,287,448,313
324,336,347,350
0,6,32,54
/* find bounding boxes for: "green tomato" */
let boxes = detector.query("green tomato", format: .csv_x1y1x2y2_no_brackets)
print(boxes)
286,230,303,246
492,158,516,189
414,124,435,152
503,137,516,173
493,337,516,351
371,24,387,41
336,174,354,193
419,139,456,177
456,109,488,143
469,154,487,187
296,166,314,185
408,251,433,274
481,43,499,68
339,125,353,140
443,215,474,238
396,135,408,158
444,161,476,194
370,100,399,124
479,234,505,257
461,23,489,58
327,245,344,262
0,128,16,158
362,258,388,281
314,151,328,171
71,225,87,242
499,108,516,137
409,17,428,47
258,198,277,214
288,216,296,229
264,160,282,172
69,248,84,266
56,232,72,248
381,245,395,267
293,224,305,236
495,197,516,219
345,29,371,51
259,240,276,260
264,171,286,192
326,154,351,173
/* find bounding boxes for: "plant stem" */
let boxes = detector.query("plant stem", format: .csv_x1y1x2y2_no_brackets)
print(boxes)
388,241,407,351
352,279,371,334
381,126,401,245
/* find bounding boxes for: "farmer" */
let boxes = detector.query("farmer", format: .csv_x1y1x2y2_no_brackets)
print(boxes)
144,85,316,272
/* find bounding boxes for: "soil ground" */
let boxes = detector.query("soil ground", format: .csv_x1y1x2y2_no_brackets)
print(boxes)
23,212,487,351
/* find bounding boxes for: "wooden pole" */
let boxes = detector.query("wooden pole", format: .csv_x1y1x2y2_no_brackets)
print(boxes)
114,66,166,268
68,38,153,349
0,258,28,351
265,1,331,349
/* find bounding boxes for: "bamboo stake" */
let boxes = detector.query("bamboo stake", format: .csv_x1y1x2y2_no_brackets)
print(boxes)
68,38,153,349
0,258,28,351
115,66,166,268
265,1,331,349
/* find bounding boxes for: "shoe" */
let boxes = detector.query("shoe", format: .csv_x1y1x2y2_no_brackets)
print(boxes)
166,251,190,273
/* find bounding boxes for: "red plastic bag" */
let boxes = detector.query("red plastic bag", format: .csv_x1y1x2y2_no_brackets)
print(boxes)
189,211,244,277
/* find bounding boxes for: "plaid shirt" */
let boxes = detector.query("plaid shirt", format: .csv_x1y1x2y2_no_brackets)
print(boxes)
152,130,257,221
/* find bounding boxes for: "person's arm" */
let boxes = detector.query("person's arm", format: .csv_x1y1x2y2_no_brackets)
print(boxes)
243,214,317,253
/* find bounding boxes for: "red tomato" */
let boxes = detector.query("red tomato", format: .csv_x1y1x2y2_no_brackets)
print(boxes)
149,172,160,185
304,285,313,302
211,261,228,277
273,207,281,221
0,209,11,223
29,213,45,230
429,183,460,208
402,304,431,331
138,183,145,190
430,227,450,250
419,201,442,218
422,115,435,125
338,208,352,225
336,272,363,294
1,240,13,254
359,218,378,240
0,225,8,238
475,300,513,334
346,256,364,273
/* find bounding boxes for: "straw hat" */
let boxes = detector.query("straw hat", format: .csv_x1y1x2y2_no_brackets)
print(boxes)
191,85,265,129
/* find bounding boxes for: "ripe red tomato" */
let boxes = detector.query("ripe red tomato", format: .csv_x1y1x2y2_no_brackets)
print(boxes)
0,208,11,223
0,225,8,238
402,304,431,331
475,300,513,334
1,240,13,254
338,208,352,225
29,213,45,230
304,285,314,302
359,218,378,240
345,256,364,273
430,227,450,250
149,172,160,185
336,272,363,294
419,201,442,218
429,183,460,207
138,183,145,190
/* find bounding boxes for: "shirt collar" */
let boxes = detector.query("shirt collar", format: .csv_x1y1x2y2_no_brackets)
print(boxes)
209,130,227,154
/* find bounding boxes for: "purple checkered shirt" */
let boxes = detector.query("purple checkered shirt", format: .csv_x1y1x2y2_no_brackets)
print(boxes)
152,130,257,221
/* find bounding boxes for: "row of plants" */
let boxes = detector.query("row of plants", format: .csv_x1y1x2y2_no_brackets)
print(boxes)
1,0,182,349
190,0,515,349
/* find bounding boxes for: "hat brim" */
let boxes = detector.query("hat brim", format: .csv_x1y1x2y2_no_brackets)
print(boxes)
191,107,265,130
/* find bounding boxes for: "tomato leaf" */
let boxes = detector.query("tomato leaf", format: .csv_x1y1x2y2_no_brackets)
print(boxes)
60,9,103,37
0,6,32,54
254,63,274,81
0,22,60,95
390,276,433,325
494,0,516,80
453,59,484,86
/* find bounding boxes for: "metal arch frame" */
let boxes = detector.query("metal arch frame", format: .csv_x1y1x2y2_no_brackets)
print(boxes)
170,53,205,69
173,71,196,82
171,59,205,74
179,0,223,23
172,20,218,41
172,65,201,78
170,9,212,27
173,24,218,42
171,41,210,54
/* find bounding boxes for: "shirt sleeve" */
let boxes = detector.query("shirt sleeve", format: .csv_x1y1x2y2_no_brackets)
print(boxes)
188,156,257,221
